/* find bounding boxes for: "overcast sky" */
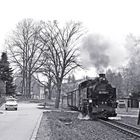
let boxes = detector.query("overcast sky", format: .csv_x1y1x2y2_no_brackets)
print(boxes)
0,0,140,78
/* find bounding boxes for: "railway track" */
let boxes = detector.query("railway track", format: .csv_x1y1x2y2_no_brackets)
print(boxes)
99,119,140,139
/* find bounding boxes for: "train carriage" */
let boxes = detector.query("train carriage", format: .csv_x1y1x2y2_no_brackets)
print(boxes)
66,74,117,119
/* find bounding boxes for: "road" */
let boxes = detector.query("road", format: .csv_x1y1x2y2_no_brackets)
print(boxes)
0,102,43,140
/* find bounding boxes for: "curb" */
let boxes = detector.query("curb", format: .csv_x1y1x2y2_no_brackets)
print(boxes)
30,112,43,140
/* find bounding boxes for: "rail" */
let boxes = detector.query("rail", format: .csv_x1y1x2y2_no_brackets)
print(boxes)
99,119,140,139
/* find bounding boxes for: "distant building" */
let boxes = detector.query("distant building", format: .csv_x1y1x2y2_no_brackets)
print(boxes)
61,79,84,96
15,76,45,99
118,97,140,108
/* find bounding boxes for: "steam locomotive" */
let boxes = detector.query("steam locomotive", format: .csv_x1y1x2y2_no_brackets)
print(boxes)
66,74,117,119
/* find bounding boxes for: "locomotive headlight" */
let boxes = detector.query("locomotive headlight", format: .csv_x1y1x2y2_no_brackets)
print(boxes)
89,99,92,103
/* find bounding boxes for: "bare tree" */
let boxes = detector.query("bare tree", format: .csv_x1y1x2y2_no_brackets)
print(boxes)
42,66,54,100
36,63,54,100
40,21,83,108
6,19,46,98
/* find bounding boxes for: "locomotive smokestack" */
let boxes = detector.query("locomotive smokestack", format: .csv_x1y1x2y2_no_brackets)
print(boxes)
99,73,105,78
99,74,107,83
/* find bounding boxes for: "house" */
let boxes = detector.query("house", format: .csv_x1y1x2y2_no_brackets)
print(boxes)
118,97,140,108
15,76,45,99
31,78,45,99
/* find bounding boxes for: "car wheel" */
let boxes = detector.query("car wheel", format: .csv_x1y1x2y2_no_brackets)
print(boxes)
15,108,17,110
5,108,7,110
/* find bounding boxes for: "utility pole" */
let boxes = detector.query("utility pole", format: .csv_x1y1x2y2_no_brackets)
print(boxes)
125,98,128,112
137,100,140,125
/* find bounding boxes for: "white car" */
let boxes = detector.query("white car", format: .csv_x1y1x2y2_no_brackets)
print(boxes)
5,98,18,110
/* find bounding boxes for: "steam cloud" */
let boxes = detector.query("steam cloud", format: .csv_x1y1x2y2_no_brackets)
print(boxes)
81,34,110,73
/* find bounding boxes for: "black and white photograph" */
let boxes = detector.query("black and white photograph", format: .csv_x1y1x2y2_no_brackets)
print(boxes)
0,0,140,140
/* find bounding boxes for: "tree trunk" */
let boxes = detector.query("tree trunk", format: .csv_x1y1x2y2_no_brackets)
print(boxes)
22,50,26,97
22,70,26,96
28,73,32,98
44,86,48,107
55,83,61,108
55,89,61,108
48,78,52,100
25,71,28,98
48,89,52,100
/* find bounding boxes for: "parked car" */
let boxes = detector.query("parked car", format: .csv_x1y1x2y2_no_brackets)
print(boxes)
5,98,18,110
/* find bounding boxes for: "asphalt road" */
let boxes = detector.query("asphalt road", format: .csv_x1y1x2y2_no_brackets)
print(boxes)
0,102,43,140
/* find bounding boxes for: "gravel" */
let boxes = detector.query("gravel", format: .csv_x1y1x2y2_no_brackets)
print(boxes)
119,116,140,128
36,110,137,140
117,108,140,128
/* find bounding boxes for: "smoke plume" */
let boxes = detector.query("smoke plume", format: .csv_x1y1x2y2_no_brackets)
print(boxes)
81,34,110,73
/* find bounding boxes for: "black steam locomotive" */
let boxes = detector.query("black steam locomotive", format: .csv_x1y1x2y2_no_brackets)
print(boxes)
67,74,117,119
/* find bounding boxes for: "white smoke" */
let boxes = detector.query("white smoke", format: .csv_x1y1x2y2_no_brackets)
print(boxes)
81,34,110,73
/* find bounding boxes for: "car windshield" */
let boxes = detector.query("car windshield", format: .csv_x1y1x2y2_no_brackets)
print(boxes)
6,99,16,102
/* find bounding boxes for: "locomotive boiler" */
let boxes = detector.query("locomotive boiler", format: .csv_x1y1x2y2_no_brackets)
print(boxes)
67,74,117,119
